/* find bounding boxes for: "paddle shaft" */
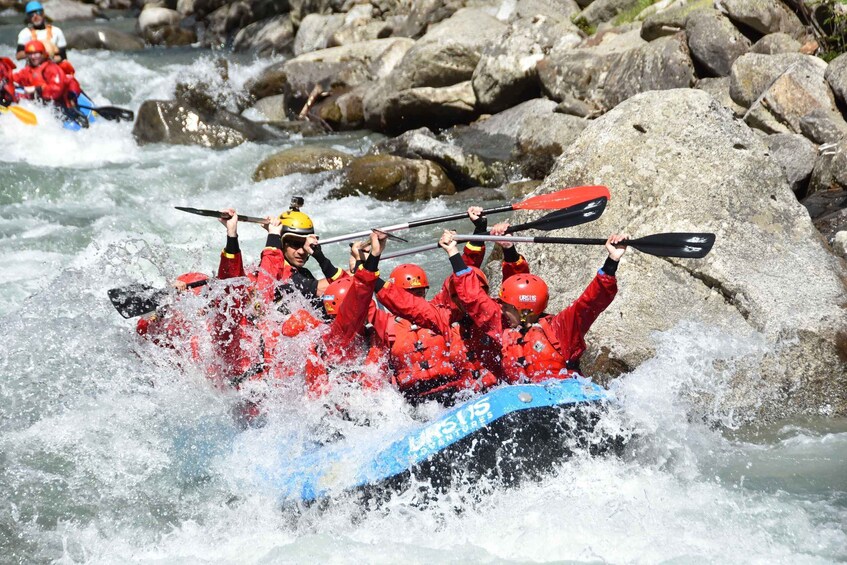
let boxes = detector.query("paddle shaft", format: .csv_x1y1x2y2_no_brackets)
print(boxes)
318,204,514,245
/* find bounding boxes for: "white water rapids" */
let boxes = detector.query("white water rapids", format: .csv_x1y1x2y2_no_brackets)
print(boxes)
1,24,845,564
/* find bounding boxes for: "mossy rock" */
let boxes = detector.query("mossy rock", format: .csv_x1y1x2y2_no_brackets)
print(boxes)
335,155,456,202
253,146,353,182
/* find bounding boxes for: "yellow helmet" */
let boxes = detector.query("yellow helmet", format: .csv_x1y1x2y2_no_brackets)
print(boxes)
278,210,314,237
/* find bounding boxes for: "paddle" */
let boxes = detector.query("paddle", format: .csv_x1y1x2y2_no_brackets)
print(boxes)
453,232,716,259
77,104,134,122
381,196,608,261
317,185,611,246
175,206,268,225
0,104,38,125
108,279,209,319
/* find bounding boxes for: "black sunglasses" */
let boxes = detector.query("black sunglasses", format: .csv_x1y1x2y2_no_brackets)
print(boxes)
30,9,44,15
283,238,306,250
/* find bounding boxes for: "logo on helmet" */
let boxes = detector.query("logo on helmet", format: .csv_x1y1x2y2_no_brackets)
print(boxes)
519,294,537,302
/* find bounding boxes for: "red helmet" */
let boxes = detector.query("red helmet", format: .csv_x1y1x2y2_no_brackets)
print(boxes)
322,277,354,316
58,60,75,75
24,40,46,55
176,272,208,295
390,263,429,290
500,274,548,317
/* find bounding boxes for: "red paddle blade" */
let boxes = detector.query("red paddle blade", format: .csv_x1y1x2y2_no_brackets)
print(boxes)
512,185,611,210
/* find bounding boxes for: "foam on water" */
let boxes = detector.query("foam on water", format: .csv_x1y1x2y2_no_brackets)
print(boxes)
1,38,845,565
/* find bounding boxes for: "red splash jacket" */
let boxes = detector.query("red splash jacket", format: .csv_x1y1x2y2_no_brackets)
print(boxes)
453,267,617,383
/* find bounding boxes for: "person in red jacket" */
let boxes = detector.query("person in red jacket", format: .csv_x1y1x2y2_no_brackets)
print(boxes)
14,41,65,101
300,229,390,397
0,57,17,107
442,230,628,383
14,40,87,127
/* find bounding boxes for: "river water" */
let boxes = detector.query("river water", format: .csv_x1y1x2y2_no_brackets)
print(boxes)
1,17,846,565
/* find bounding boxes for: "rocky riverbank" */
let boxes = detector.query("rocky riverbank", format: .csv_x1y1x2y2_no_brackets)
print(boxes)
22,0,847,420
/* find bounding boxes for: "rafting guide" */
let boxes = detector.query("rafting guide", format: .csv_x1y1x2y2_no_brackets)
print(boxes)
15,2,67,63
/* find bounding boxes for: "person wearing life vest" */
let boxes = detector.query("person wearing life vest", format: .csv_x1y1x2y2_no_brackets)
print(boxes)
136,272,218,379
14,41,66,102
57,60,81,101
0,58,17,107
303,229,390,397
256,202,346,309
16,2,67,63
375,219,530,397
443,230,627,383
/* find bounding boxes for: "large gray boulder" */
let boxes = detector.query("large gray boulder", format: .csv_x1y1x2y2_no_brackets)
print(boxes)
253,146,353,181
721,0,806,39
575,0,643,27
522,88,847,421
808,139,847,196
450,98,587,179
538,28,646,107
132,100,288,148
41,0,100,21
392,8,508,90
600,33,696,110
138,6,182,36
472,16,582,113
250,38,414,115
365,81,479,133
65,26,145,51
685,9,750,77
370,127,504,188
232,15,295,55
731,54,844,136
516,0,581,22
750,32,801,54
294,13,346,56
695,76,746,115
335,154,457,201
641,0,712,41
764,133,817,195
825,53,847,112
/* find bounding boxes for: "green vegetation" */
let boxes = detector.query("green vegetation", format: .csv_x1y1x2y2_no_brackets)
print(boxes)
812,0,847,61
572,16,597,36
613,0,661,26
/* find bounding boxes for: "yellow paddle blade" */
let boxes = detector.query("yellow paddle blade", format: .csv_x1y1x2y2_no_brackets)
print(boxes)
0,105,38,125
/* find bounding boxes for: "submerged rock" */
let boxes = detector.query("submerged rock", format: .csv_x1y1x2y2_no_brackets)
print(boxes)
522,88,847,421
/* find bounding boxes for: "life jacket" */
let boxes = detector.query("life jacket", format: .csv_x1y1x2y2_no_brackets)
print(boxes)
14,60,66,103
501,317,579,383
305,326,386,397
29,25,54,43
390,317,455,391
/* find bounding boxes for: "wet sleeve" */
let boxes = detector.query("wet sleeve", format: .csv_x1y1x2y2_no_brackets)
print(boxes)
452,269,503,343
377,282,451,336
547,272,617,352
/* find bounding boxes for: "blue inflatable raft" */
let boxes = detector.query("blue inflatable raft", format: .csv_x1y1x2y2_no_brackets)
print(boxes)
63,92,95,131
258,378,622,503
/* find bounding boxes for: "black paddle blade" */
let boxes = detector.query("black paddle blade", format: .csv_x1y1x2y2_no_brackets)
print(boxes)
629,232,716,258
83,105,134,122
507,197,607,233
175,206,225,219
107,284,166,319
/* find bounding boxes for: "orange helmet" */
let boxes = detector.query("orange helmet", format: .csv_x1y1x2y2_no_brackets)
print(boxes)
176,272,208,295
322,277,354,316
24,40,46,55
500,274,548,317
390,263,429,290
